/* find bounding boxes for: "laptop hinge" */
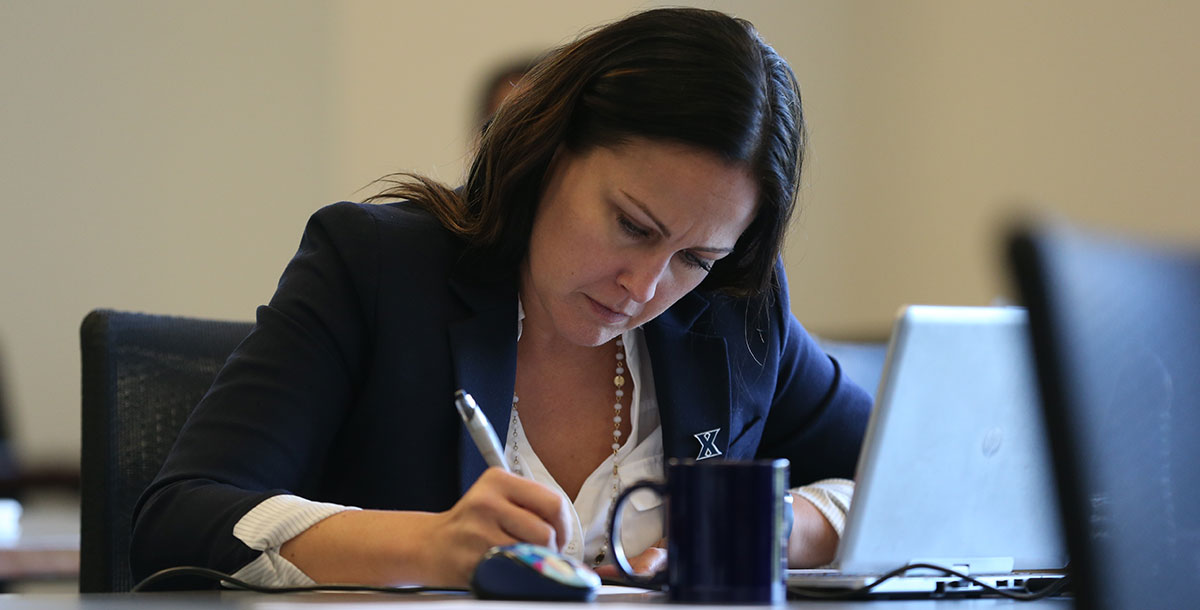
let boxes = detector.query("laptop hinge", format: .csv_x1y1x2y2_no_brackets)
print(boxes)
907,557,1015,575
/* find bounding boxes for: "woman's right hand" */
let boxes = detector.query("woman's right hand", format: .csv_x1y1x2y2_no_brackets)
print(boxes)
419,467,572,586
281,467,571,588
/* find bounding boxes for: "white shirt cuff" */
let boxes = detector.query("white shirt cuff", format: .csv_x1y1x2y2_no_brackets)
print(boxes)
791,478,854,536
230,494,359,587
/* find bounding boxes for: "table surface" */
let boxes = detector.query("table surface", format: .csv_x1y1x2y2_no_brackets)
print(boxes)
0,493,1074,607
0,589,1074,609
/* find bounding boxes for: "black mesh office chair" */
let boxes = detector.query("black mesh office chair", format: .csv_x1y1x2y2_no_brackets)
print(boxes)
79,309,252,593
1009,222,1200,610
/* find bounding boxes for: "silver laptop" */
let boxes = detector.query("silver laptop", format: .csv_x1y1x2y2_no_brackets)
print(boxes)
788,305,1068,596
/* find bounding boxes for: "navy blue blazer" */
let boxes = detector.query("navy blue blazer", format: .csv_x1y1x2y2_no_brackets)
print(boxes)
130,201,872,581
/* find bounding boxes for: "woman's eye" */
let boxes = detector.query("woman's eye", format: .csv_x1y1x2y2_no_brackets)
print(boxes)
680,251,713,273
618,215,652,238
617,213,711,272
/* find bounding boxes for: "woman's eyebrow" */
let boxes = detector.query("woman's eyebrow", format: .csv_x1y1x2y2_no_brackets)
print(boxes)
619,189,734,254
620,190,673,238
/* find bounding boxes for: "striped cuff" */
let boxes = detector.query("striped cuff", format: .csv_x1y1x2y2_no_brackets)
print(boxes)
230,494,359,587
791,478,854,536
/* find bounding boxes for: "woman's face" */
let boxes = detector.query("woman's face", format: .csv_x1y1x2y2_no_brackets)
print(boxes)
521,138,758,347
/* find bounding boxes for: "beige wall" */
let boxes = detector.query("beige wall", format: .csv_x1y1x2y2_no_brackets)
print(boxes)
802,1,1200,336
2,1,1197,467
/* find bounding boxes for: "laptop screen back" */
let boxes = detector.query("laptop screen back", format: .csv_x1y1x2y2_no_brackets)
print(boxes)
837,305,1067,575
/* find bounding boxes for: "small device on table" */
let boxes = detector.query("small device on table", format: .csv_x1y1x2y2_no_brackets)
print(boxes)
471,543,601,601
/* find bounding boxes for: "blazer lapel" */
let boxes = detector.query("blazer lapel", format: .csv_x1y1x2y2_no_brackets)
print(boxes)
643,292,733,462
448,271,519,495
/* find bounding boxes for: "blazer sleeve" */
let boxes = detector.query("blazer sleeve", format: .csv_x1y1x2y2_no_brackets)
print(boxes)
130,202,384,583
755,262,873,486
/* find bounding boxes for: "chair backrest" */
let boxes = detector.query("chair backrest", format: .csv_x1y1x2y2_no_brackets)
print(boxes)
79,309,252,593
1009,222,1200,610
817,339,888,400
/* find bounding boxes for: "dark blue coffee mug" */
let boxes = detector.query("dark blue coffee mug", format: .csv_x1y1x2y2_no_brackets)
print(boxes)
609,458,791,604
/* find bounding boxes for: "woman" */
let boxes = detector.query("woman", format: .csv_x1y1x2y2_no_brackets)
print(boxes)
131,7,872,589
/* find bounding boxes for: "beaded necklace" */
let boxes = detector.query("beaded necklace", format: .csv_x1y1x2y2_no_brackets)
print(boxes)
510,336,626,566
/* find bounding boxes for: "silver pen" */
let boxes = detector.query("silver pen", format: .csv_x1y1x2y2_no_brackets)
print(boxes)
454,389,510,472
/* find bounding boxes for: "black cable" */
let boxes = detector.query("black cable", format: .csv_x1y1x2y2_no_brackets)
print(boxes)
130,566,468,595
787,562,1071,601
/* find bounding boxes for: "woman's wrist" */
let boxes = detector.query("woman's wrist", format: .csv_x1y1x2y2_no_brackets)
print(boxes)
786,493,839,568
280,509,444,586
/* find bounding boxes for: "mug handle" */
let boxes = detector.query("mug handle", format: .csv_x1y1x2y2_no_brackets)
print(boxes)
608,480,668,587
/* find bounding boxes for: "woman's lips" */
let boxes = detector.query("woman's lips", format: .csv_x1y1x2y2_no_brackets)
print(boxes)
586,295,631,324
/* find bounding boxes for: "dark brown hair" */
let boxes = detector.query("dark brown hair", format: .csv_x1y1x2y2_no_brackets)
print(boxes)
370,7,805,297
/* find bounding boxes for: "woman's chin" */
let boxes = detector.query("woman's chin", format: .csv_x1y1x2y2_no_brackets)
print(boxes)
564,323,623,348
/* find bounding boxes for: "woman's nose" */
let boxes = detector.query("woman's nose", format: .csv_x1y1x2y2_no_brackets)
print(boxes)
618,255,670,303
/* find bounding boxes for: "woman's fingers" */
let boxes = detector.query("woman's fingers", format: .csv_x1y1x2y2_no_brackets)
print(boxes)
429,468,578,586
627,545,668,574
494,500,560,549
593,543,668,580
457,468,571,550
492,470,572,550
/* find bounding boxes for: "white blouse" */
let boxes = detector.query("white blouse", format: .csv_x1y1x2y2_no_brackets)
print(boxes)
228,304,854,586
505,322,665,566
